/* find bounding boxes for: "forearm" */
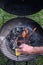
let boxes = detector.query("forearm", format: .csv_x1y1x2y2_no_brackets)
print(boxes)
32,46,43,54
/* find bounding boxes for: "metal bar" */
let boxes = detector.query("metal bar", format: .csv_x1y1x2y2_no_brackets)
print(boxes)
13,61,16,65
25,61,28,65
5,59,10,65
31,59,37,65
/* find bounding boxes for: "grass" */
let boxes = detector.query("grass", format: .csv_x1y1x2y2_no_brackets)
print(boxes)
0,8,43,65
0,8,43,27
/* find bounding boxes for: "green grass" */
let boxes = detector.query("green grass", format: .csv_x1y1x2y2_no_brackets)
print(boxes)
0,8,43,27
0,8,43,65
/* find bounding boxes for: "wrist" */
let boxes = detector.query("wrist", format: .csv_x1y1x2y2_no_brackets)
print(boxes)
28,46,36,54
31,47,36,54
32,47,38,54
28,47,39,54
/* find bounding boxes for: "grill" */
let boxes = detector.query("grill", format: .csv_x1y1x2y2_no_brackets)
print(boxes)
0,18,43,63
0,1,43,65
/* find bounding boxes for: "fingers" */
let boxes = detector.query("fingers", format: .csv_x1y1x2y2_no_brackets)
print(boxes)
17,48,23,54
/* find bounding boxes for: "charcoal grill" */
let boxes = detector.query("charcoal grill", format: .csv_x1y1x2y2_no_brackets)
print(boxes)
0,18,43,65
0,1,43,65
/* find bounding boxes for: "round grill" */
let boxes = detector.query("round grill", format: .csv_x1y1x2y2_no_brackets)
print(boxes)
0,18,43,61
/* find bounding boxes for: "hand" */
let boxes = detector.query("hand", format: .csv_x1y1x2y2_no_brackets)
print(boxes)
18,43,34,54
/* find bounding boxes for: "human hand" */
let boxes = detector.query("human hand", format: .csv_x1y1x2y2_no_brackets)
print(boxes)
18,43,34,54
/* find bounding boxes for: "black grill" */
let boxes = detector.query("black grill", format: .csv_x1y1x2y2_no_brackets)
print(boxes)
0,18,43,62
